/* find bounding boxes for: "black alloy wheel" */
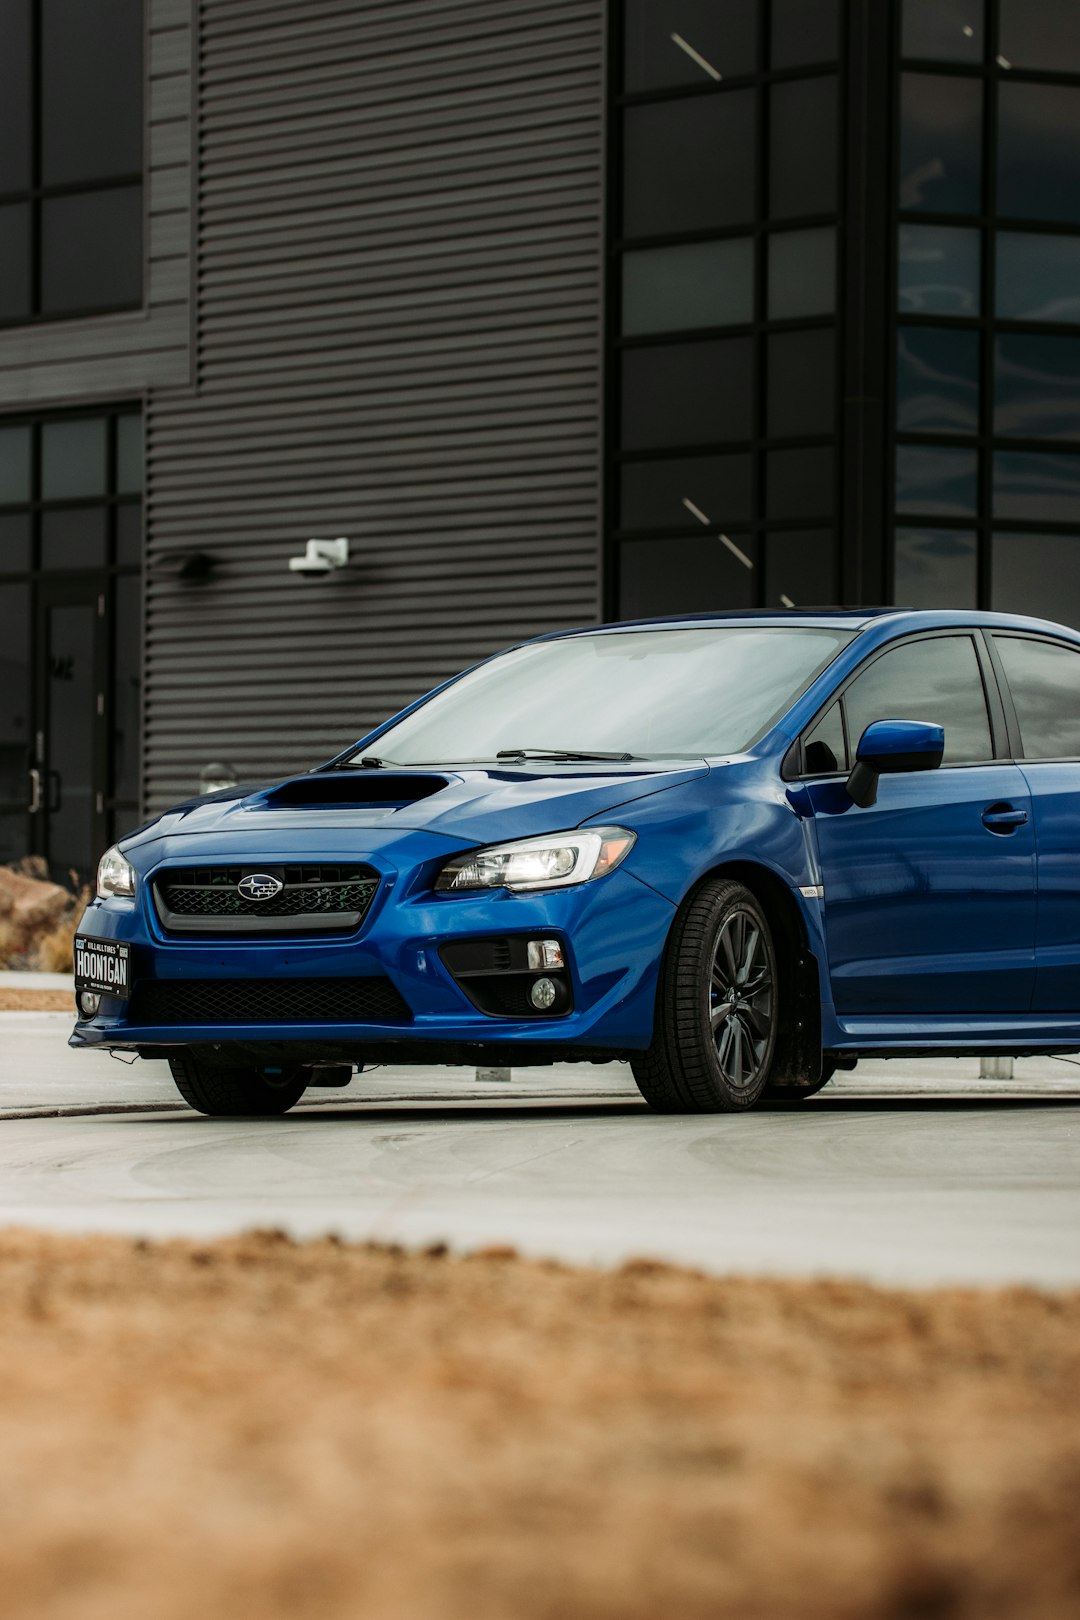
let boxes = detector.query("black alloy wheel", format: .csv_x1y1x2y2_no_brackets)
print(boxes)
709,904,774,1092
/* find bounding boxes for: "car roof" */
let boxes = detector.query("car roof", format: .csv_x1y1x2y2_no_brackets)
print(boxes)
534,608,1080,640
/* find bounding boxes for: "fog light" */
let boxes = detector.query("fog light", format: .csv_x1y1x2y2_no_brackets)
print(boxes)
530,977,557,1010
78,991,101,1018
527,939,564,970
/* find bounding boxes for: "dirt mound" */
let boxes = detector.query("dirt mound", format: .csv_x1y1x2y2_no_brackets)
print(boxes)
0,989,73,1011
0,1231,1077,1620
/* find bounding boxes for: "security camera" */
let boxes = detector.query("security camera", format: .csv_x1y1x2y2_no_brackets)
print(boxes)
289,537,350,576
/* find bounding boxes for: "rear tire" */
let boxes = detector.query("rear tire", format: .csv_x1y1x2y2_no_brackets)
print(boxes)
169,1054,308,1117
631,879,779,1114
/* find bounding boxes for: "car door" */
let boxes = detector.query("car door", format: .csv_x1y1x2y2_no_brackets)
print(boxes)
989,632,1080,1013
798,631,1036,1016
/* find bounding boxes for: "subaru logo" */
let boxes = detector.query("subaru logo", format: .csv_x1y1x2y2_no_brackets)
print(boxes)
237,873,283,901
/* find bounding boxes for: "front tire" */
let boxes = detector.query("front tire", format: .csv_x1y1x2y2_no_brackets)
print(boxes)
169,1054,308,1117
631,879,779,1113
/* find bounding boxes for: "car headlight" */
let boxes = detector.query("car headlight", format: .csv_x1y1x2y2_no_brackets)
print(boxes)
96,846,137,899
435,827,636,893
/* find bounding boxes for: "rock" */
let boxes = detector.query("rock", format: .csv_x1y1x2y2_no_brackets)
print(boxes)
0,867,71,961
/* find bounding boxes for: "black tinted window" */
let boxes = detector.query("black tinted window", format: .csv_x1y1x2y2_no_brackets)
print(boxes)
803,701,846,774
844,635,992,765
994,636,1080,760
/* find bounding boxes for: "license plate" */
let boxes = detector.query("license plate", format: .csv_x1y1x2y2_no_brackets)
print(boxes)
74,936,130,999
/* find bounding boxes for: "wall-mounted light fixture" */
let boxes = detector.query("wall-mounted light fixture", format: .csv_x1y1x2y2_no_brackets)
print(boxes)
288,536,350,577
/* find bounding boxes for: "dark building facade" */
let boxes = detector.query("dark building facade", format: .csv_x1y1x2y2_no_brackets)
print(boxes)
1,0,1079,877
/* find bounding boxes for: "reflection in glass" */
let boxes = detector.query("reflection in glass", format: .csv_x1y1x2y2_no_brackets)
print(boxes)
41,507,108,571
0,426,31,505
45,600,96,875
845,635,991,764
621,339,753,450
803,700,846,773
623,0,756,92
619,535,758,619
896,445,978,515
623,93,755,238
623,239,754,336
116,415,143,494
993,632,1080,755
115,504,143,566
995,335,1080,443
770,78,838,218
0,0,31,194
902,0,983,62
766,448,835,520
42,419,107,500
998,83,1080,226
767,328,836,439
765,529,837,607
992,536,1080,634
771,0,838,68
897,225,980,315
0,202,31,323
1000,0,1080,77
993,451,1080,524
896,327,979,434
41,185,143,314
899,74,981,214
0,515,31,573
41,0,142,186
0,583,30,800
996,233,1080,323
113,578,141,804
894,528,977,609
620,454,753,530
768,228,836,319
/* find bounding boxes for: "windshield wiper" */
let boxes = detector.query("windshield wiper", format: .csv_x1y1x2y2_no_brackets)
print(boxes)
495,748,636,763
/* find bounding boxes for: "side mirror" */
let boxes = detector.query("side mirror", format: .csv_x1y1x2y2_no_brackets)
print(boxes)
846,719,945,808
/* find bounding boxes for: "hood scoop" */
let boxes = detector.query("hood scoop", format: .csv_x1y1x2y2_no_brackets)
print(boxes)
251,772,449,810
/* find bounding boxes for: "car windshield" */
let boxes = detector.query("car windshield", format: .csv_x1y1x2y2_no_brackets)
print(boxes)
348,625,855,765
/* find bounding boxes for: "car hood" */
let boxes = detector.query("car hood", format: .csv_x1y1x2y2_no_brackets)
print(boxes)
125,761,712,854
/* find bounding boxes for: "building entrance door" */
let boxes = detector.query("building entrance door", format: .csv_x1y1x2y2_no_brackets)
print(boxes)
33,577,107,882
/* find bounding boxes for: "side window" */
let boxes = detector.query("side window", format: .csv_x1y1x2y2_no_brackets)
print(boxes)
802,701,846,775
994,636,1080,760
843,635,992,766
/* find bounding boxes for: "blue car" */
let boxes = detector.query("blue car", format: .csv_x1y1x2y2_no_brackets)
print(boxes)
72,608,1080,1115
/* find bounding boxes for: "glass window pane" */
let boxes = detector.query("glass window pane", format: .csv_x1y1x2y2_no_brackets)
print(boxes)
115,503,142,566
994,335,1080,443
897,224,980,315
902,0,983,62
41,0,142,186
0,202,31,323
0,426,31,505
0,515,31,572
0,0,31,194
41,185,143,315
42,419,107,500
767,328,836,438
765,528,837,606
0,812,27,863
113,577,141,803
803,700,846,774
896,327,979,434
618,535,758,618
896,445,978,515
899,74,982,214
1000,0,1080,77
622,238,754,336
894,527,977,609
770,77,838,218
996,232,1080,323
624,0,757,92
771,0,838,68
993,450,1080,524
768,227,835,319
41,507,108,571
845,635,991,765
992,538,1080,633
0,583,30,800
620,454,752,530
998,83,1080,226
116,414,143,494
993,632,1080,756
621,338,753,451
766,448,835,520
623,92,755,238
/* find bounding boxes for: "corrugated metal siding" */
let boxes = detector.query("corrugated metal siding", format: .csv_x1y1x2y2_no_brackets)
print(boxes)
0,0,193,406
144,0,605,810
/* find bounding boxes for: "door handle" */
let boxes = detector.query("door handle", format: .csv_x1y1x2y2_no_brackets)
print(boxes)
981,803,1028,832
27,768,41,814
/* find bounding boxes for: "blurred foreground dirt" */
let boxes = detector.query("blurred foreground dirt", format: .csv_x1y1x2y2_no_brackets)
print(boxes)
0,1230,1078,1620
0,990,73,1011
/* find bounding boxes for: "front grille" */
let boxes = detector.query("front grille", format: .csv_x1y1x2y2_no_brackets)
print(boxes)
128,977,412,1026
154,865,380,934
